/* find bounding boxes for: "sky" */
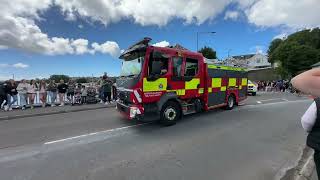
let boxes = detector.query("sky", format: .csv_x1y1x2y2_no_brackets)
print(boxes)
0,0,319,80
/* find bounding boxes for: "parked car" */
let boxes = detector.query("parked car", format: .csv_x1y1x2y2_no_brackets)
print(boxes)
247,80,257,96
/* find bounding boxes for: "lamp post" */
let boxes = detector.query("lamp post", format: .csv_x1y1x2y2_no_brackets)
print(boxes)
227,49,232,58
197,31,216,52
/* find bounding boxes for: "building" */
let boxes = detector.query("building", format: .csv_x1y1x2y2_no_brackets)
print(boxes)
224,53,271,69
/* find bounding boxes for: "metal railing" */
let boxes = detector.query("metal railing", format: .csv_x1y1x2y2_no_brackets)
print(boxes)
7,92,79,107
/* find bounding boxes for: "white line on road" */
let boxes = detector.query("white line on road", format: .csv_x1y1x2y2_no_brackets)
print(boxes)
257,101,262,104
259,98,284,102
44,123,148,145
244,99,310,109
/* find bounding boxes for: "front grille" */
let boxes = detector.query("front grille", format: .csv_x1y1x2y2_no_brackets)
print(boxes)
117,90,132,105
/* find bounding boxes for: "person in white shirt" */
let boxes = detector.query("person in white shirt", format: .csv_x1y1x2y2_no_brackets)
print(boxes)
292,68,320,179
17,79,29,110
39,80,47,108
27,79,38,109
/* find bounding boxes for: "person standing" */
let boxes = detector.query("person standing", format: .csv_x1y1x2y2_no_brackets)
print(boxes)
0,82,6,110
47,80,58,107
17,79,29,110
4,79,18,111
112,81,117,101
81,85,87,104
27,79,38,109
291,68,320,179
100,75,112,104
67,80,75,105
57,79,68,106
39,80,47,107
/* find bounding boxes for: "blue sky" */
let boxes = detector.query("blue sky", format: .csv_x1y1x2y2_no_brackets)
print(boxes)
0,0,319,80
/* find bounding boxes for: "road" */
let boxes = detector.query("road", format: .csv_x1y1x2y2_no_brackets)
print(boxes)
0,93,312,180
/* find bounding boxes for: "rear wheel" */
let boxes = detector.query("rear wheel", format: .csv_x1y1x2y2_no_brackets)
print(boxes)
160,101,181,126
226,95,235,110
252,92,257,96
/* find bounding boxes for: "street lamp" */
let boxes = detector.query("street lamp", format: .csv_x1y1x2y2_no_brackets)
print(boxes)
197,31,216,52
228,49,232,58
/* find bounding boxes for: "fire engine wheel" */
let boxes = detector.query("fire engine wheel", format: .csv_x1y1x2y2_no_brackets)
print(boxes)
226,95,235,110
160,101,181,126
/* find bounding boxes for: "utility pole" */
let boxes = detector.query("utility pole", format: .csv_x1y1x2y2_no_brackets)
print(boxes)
227,49,232,58
197,31,216,52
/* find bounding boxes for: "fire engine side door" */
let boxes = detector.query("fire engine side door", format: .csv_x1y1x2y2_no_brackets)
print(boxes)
168,56,185,96
183,57,202,99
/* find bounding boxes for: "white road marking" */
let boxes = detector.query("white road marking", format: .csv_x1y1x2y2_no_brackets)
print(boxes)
259,98,283,102
257,101,262,104
44,123,148,145
244,99,310,109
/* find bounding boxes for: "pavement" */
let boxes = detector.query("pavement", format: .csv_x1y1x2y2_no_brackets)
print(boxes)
0,92,314,180
0,102,115,121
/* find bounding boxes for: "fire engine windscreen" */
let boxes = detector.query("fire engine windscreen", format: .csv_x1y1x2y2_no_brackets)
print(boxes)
120,52,145,76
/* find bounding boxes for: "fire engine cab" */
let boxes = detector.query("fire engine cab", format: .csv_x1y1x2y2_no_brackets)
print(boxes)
116,38,247,125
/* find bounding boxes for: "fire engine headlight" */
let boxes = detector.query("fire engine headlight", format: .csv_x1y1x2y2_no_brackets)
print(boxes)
129,107,141,118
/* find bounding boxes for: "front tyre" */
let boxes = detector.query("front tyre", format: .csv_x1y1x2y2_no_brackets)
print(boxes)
160,101,181,126
226,95,235,110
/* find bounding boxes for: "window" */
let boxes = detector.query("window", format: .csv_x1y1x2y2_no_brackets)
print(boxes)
184,58,198,77
256,58,261,63
172,57,183,77
148,51,169,76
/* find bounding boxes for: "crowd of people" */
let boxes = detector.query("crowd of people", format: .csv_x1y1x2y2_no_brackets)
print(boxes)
256,80,292,92
0,73,116,111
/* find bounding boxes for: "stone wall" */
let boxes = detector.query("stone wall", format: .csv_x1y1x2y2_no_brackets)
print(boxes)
248,68,280,81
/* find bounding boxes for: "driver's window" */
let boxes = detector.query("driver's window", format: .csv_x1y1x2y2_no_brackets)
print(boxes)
148,51,169,76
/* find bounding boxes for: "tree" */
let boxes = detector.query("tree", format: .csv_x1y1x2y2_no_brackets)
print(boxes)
76,77,88,84
198,46,217,59
49,75,70,82
268,28,320,78
267,38,283,64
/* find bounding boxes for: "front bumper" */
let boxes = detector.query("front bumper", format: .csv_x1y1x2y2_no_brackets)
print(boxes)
116,102,144,120
247,86,257,93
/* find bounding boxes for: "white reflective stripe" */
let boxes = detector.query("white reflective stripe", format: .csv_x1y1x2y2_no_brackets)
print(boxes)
117,87,133,92
134,90,142,103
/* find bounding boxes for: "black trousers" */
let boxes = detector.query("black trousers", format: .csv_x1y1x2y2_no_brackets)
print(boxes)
0,95,6,107
314,150,320,179
103,92,111,103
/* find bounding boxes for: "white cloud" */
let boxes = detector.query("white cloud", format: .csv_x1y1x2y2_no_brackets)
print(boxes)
0,62,29,68
245,0,320,29
54,0,231,26
273,33,288,40
71,39,90,55
78,24,84,29
92,41,121,57
0,0,120,57
12,63,29,68
153,41,170,47
224,11,240,21
0,0,320,56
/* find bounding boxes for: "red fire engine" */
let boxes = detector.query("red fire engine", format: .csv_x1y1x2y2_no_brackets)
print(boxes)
116,38,248,125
